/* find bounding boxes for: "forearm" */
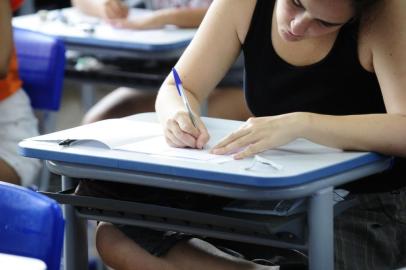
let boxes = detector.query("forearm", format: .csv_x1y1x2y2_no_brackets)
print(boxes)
152,8,208,28
0,1,12,78
71,0,110,18
301,113,406,157
155,80,202,124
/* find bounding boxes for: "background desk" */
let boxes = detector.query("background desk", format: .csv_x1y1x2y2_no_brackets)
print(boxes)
13,8,196,58
19,113,392,270
13,8,243,111
13,8,197,110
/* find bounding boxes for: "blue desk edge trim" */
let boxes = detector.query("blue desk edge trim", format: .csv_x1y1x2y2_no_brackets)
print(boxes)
19,145,390,188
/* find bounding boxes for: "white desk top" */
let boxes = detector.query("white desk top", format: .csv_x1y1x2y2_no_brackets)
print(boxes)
19,113,390,189
12,8,196,51
0,253,46,270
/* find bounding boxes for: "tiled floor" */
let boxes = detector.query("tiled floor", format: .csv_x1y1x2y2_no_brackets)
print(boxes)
56,80,112,131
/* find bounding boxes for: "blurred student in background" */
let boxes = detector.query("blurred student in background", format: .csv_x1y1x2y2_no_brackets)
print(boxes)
0,0,41,186
71,0,251,124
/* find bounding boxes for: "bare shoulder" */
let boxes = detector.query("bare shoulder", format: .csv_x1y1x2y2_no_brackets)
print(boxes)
208,0,256,43
358,0,405,72
359,0,406,114
193,0,255,48
360,0,405,50
201,0,257,43
234,0,257,43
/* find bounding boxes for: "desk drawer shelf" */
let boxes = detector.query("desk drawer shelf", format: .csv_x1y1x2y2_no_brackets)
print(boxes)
41,189,308,251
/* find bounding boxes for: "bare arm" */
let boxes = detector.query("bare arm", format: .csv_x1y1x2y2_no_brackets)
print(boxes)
71,0,128,19
108,7,209,29
213,0,406,159
0,1,13,78
147,7,208,28
155,0,255,148
302,0,406,157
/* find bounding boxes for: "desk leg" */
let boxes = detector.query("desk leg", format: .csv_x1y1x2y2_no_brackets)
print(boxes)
81,83,96,112
308,187,334,270
62,176,88,270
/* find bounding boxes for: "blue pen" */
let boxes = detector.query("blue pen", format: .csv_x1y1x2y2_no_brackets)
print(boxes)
172,68,197,127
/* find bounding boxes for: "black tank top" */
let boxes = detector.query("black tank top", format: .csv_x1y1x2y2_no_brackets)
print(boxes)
242,0,404,193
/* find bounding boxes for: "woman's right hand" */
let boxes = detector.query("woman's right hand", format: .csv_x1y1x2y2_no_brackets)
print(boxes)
163,111,210,149
102,0,129,20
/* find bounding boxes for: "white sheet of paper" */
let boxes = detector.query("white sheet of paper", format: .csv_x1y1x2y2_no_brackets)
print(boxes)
116,136,233,163
31,119,163,149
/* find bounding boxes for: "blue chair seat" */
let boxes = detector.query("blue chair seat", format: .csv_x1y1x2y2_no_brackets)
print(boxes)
0,182,64,270
13,28,65,112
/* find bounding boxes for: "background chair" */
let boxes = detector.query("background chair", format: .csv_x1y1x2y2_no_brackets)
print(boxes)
13,27,65,134
0,181,64,270
13,27,66,190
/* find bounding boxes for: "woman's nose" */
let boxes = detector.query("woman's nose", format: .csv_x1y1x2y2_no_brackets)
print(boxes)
290,14,311,36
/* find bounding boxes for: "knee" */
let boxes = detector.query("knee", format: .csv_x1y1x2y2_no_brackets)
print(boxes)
81,113,99,125
0,160,21,185
95,222,121,259
95,223,174,270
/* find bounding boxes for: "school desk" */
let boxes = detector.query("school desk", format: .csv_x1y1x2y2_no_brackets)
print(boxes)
18,113,392,270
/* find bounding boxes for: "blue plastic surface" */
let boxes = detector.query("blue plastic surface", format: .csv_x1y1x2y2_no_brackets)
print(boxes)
18,144,389,188
13,28,65,111
0,182,64,270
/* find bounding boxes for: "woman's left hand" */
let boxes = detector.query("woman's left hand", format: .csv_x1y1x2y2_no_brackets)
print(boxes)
211,113,306,159
108,13,164,30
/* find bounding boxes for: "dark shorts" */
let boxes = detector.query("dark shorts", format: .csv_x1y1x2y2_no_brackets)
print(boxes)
75,180,310,265
334,186,406,270
117,225,192,256
75,179,231,256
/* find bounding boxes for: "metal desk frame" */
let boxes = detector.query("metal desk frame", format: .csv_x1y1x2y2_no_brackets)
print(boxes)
19,114,392,270
43,156,391,270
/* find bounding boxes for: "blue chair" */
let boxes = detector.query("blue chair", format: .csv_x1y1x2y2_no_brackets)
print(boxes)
13,28,66,190
0,181,64,270
13,27,65,134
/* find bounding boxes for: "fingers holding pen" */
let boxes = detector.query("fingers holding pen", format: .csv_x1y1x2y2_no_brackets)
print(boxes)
165,112,208,149
195,118,210,149
166,117,196,148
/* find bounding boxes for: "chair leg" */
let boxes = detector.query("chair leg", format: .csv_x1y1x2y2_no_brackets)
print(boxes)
38,161,51,191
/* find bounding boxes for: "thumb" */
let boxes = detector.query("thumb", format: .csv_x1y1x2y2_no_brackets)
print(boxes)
196,120,210,149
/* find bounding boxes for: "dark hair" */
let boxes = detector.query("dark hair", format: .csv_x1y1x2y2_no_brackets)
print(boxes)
351,0,380,18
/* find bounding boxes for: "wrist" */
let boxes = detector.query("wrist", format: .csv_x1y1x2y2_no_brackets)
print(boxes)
289,112,313,139
153,9,175,26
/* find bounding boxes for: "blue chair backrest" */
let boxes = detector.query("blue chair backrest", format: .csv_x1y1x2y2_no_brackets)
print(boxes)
0,182,65,270
13,28,65,111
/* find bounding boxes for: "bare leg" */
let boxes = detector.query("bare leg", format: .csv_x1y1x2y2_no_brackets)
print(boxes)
82,87,156,124
96,222,279,270
0,159,20,185
96,222,176,270
166,238,279,270
208,87,252,121
82,86,251,124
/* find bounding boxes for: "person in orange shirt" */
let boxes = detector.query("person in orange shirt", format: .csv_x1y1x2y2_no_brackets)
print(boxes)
0,0,41,186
